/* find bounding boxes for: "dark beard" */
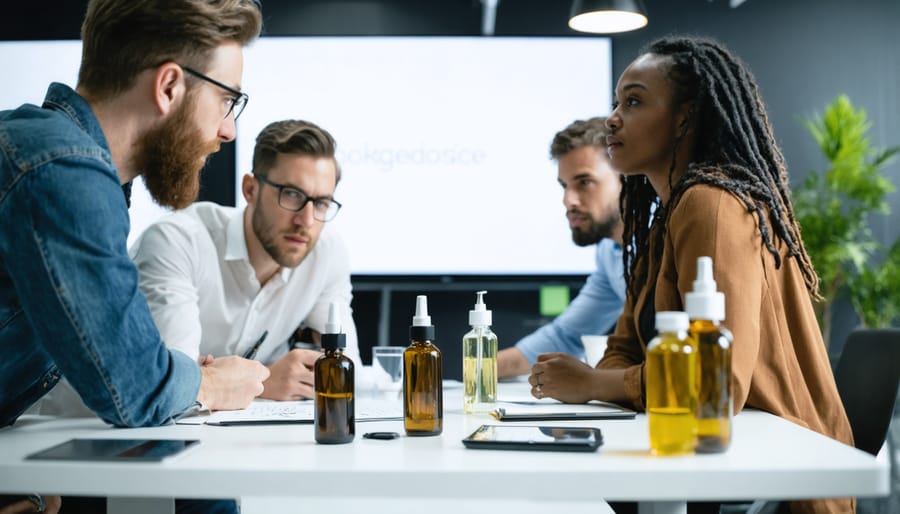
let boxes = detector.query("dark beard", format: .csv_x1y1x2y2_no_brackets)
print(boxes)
136,96,219,209
571,217,618,247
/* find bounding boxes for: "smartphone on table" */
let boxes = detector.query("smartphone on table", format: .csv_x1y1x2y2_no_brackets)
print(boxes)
461,424,602,452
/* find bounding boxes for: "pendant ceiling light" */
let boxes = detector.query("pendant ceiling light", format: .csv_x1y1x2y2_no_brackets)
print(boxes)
568,0,649,34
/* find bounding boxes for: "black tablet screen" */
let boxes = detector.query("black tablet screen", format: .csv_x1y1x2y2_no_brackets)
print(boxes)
26,438,200,462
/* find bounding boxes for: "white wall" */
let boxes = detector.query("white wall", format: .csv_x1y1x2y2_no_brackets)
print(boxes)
0,40,172,249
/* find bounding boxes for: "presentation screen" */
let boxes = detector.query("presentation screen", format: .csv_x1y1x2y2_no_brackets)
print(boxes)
238,37,612,275
1,37,612,275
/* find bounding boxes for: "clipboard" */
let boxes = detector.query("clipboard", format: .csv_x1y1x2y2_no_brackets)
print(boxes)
489,401,635,421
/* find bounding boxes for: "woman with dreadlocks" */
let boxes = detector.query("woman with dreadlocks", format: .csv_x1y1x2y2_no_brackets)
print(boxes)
528,36,852,513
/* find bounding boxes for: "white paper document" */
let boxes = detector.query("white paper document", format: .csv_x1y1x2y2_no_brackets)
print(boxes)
177,398,403,426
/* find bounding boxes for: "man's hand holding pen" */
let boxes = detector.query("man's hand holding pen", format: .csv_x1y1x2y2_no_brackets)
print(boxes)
260,349,319,401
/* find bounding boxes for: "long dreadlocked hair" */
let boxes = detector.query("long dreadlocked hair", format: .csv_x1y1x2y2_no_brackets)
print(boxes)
621,35,820,300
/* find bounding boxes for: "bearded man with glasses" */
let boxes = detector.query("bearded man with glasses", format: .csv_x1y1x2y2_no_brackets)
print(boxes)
129,119,359,402
0,1,269,512
0,0,268,434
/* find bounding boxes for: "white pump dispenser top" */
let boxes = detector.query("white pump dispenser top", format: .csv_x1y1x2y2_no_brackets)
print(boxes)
413,295,431,326
325,301,341,334
685,256,726,321
469,290,492,326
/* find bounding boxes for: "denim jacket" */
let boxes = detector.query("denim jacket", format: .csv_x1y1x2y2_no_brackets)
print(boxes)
0,83,200,427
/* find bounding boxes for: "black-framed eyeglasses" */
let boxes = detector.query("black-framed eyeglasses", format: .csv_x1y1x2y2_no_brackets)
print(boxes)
181,65,249,121
254,174,342,222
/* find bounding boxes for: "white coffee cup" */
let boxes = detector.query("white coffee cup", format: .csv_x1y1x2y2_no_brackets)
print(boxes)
580,335,608,368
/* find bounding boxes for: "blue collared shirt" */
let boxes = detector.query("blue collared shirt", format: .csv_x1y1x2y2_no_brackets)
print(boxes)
515,238,626,364
0,83,200,427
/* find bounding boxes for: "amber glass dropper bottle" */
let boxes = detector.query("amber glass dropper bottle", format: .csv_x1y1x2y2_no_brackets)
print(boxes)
314,302,355,444
403,295,443,436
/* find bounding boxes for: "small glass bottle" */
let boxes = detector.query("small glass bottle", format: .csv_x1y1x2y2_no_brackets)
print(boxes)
314,302,355,444
646,311,697,456
403,295,443,436
463,290,498,414
686,256,733,453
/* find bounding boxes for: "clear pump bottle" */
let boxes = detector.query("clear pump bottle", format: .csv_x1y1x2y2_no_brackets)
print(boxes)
314,302,355,444
685,256,733,453
463,290,498,414
646,311,697,456
403,295,443,436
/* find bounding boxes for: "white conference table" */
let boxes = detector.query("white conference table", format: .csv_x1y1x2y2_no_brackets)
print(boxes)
0,382,889,514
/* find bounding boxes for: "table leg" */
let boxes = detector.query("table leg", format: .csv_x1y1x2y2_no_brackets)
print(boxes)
107,497,174,514
638,501,687,514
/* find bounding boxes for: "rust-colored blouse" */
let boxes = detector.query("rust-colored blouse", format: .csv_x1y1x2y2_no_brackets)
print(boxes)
598,185,854,514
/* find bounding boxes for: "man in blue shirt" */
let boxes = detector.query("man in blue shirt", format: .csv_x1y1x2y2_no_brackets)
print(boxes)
497,117,625,378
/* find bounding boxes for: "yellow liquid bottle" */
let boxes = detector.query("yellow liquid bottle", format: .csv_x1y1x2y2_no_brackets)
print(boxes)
646,311,697,456
463,291,498,414
462,336,497,413
403,295,443,436
314,302,354,444
692,320,733,452
686,256,733,453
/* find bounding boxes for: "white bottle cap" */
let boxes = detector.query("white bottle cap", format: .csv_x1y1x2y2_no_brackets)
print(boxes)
322,301,346,350
325,301,341,334
413,295,431,326
685,256,726,321
655,311,689,332
469,290,492,326
410,295,435,341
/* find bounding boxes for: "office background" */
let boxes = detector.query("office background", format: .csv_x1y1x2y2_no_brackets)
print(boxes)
2,0,898,377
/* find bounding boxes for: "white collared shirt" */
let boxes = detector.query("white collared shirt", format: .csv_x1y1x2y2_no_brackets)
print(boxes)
129,202,359,365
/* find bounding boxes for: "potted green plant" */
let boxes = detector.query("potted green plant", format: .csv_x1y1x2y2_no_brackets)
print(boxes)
794,95,899,349
846,240,900,329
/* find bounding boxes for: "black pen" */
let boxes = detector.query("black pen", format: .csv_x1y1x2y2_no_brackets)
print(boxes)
242,330,269,360
288,325,323,352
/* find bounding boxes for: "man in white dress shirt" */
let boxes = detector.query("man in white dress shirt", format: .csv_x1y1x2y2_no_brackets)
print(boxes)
130,119,358,400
